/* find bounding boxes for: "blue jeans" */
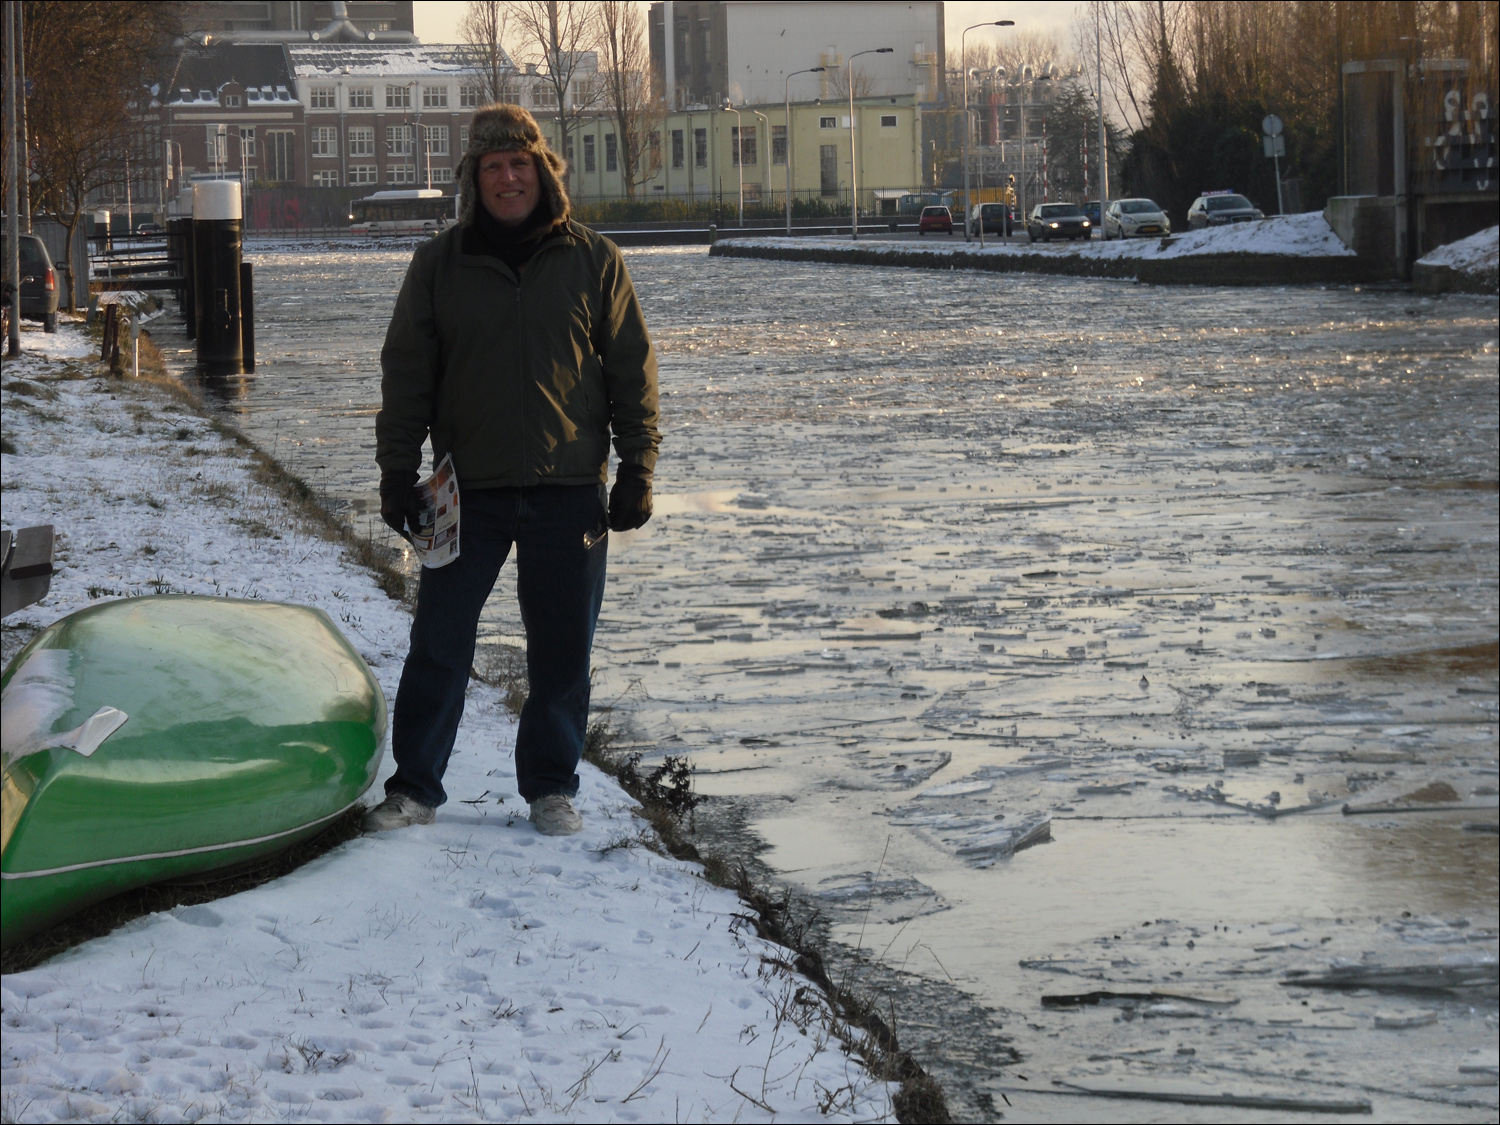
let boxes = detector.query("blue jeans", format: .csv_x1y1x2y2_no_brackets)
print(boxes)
387,485,609,807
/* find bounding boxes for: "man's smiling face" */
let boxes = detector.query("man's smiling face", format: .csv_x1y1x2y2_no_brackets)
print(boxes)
478,150,540,226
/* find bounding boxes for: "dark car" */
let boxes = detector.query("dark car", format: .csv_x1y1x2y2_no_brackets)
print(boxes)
0,233,60,333
967,202,1012,236
1186,192,1264,229
1026,203,1091,242
918,205,954,235
1081,200,1102,228
136,222,165,236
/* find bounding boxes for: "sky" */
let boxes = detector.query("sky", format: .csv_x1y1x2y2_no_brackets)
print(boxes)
411,1,1082,59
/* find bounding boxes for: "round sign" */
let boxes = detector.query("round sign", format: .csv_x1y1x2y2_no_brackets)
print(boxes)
1262,114,1283,137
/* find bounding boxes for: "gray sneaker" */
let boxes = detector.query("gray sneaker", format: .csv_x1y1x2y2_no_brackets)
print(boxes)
529,793,583,836
363,792,435,832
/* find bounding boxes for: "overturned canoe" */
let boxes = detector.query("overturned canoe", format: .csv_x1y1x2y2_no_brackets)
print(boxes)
2,595,386,946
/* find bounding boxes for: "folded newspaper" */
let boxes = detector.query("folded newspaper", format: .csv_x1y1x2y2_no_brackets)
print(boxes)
406,452,460,568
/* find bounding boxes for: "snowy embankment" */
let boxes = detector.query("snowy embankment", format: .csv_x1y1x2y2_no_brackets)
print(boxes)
713,212,1371,285
1415,224,1500,293
0,322,894,1124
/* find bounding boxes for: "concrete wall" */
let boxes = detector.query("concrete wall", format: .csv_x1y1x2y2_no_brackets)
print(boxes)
1324,195,1399,278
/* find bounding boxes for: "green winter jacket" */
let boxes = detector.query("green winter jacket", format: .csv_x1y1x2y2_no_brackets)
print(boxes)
375,220,659,488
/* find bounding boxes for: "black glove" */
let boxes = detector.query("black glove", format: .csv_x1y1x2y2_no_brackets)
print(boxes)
379,471,422,536
608,463,653,532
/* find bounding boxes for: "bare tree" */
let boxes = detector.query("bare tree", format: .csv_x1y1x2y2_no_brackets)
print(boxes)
504,0,603,182
596,1,661,198
460,0,512,104
825,65,880,100
950,28,1069,76
19,0,183,309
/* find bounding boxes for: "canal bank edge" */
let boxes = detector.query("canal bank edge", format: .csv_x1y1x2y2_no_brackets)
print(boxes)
708,240,1384,287
16,315,958,1124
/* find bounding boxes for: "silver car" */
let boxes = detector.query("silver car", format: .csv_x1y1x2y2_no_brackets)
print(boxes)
1102,198,1170,239
1186,192,1264,229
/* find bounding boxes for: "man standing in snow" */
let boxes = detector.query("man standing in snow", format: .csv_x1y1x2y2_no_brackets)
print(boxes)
367,104,659,837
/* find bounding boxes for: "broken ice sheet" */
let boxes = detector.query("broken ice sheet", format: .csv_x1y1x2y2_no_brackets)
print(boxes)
813,872,950,924
884,803,1053,867
837,747,951,790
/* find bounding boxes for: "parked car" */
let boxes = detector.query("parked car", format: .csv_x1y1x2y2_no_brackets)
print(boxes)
967,202,1012,236
1186,191,1263,229
0,233,59,333
1102,198,1171,239
1025,203,1091,242
918,205,954,235
135,222,165,236
1081,200,1102,228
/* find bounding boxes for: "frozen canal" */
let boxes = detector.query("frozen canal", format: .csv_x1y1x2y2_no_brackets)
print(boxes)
183,242,1497,1121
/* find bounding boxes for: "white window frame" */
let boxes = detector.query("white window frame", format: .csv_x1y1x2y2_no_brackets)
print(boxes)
386,84,411,110
348,86,374,109
386,124,414,156
387,163,417,184
425,125,450,157
349,164,379,185
312,170,340,187
347,126,375,157
422,85,448,109
310,86,337,110
312,126,338,158
460,85,482,108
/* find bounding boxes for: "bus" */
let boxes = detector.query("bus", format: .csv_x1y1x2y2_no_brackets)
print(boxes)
349,189,457,236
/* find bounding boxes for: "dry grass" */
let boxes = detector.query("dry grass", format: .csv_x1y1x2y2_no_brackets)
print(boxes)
583,723,952,1124
471,641,529,716
132,331,410,602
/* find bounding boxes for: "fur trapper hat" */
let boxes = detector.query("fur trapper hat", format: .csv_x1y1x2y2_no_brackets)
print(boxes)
457,103,570,228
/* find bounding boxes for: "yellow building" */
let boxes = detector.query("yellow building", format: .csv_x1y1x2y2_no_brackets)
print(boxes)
562,94,922,214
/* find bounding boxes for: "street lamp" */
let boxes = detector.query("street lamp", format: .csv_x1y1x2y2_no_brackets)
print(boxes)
847,46,892,240
752,109,769,216
723,101,743,225
783,66,826,235
962,20,1014,245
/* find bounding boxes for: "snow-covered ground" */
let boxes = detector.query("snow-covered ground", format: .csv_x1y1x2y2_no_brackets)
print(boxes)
0,321,894,1123
730,211,1356,261
1417,224,1499,274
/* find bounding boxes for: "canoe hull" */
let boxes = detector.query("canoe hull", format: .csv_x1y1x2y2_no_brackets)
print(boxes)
2,595,386,946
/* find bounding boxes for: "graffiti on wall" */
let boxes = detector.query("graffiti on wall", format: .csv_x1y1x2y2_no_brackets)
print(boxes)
1421,80,1496,193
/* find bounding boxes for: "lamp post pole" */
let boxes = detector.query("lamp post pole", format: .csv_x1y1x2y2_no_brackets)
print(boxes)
752,109,769,215
962,21,1014,244
847,47,892,240
1096,6,1108,208
723,102,743,225
783,67,825,235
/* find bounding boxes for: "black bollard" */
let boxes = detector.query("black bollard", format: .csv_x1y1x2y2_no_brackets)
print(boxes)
240,261,255,373
191,181,243,373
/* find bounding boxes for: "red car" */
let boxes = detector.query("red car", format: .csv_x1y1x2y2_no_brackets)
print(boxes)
918,205,954,235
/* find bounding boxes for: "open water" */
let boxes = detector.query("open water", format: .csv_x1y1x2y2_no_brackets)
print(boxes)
177,242,1498,1121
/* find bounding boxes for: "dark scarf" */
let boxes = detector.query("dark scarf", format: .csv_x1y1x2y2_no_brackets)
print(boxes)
465,200,556,273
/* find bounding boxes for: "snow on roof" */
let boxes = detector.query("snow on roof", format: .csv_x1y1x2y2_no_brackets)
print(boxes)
288,43,514,79
166,43,296,105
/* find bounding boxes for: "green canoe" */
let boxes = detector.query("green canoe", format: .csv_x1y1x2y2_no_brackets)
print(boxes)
1,595,386,946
